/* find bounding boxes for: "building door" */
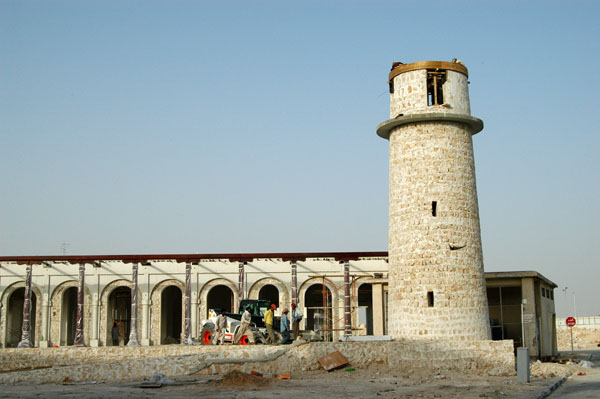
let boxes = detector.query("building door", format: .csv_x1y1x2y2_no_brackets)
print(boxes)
108,287,131,345
304,283,332,342
357,283,373,335
6,288,37,347
206,285,234,317
61,287,78,346
160,286,182,344
258,284,279,307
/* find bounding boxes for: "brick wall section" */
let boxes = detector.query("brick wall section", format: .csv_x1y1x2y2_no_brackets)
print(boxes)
0,340,515,384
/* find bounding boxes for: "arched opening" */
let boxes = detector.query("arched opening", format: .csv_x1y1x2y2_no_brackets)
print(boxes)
61,287,78,346
206,285,234,317
258,284,279,307
357,283,373,335
108,287,131,346
6,288,37,347
304,283,332,342
161,286,182,344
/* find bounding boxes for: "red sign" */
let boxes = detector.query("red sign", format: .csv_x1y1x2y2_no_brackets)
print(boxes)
566,316,576,327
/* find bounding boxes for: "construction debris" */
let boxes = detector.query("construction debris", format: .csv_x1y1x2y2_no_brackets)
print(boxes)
214,370,270,387
317,351,349,371
188,339,308,375
139,372,174,388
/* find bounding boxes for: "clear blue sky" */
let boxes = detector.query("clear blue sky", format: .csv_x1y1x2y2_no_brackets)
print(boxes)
1,0,598,317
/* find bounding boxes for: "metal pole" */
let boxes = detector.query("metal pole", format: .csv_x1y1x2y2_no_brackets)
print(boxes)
344,261,351,336
127,262,140,346
74,262,86,346
562,286,568,316
17,264,33,348
570,327,574,353
291,261,298,305
520,299,526,348
182,262,194,345
238,262,245,301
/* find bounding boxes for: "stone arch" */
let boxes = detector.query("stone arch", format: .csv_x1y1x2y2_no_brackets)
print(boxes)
100,279,141,347
298,277,338,341
149,279,185,345
248,278,289,312
199,278,238,321
352,277,377,336
0,281,42,348
49,280,92,346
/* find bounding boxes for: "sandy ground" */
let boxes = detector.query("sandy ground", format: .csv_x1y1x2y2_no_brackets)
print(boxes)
1,361,590,399
557,328,600,351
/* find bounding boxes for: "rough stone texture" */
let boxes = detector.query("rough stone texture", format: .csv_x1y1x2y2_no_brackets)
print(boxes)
49,281,91,346
0,339,515,384
150,279,185,345
385,62,491,341
389,69,470,119
0,282,42,347
247,277,290,310
99,279,141,346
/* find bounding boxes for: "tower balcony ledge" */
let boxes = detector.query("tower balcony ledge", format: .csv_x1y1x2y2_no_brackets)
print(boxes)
376,112,484,140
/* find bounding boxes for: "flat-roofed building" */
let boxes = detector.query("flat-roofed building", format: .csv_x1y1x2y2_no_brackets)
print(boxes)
0,252,557,359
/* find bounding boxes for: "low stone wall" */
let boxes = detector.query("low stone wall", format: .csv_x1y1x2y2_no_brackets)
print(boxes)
0,345,206,373
0,339,515,384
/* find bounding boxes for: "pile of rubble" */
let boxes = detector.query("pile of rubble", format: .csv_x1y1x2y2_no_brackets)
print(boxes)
530,361,571,379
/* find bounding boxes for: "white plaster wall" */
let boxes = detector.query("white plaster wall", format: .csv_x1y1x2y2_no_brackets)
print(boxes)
0,257,389,346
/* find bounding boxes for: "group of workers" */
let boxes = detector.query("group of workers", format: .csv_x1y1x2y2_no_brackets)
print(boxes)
212,302,303,345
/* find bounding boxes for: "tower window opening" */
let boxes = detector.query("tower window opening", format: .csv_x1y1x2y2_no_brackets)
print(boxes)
427,70,446,106
427,291,434,307
432,201,437,217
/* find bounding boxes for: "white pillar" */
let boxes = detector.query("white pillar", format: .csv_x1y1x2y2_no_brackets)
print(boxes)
39,293,50,348
141,294,150,346
89,293,100,347
372,283,385,336
191,291,198,340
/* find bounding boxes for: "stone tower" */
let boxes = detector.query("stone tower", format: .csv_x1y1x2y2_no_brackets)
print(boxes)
376,60,491,341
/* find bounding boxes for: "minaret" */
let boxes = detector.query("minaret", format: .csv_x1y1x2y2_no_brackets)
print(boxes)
377,60,491,341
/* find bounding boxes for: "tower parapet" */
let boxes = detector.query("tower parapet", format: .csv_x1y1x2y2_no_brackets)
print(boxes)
377,60,491,341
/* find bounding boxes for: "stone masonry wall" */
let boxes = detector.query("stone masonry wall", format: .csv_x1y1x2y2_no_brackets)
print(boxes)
387,120,490,341
0,339,515,384
389,69,470,118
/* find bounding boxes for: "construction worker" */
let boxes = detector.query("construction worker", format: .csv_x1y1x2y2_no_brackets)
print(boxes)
291,302,303,340
212,309,227,345
264,303,276,344
234,306,253,344
278,308,290,345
